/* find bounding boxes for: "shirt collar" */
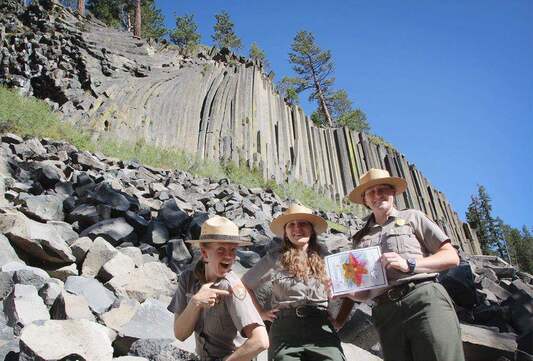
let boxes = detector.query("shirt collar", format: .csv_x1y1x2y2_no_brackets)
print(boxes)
368,208,400,227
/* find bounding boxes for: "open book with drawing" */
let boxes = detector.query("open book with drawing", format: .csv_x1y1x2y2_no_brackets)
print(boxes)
325,246,388,296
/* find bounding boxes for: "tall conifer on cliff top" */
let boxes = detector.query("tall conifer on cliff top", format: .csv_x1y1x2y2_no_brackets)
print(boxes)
212,11,242,51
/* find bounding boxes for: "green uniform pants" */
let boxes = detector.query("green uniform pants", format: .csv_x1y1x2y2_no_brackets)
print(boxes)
269,312,346,361
372,282,465,361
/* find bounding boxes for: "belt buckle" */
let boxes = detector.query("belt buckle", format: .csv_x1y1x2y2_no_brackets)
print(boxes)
387,287,403,302
295,306,307,318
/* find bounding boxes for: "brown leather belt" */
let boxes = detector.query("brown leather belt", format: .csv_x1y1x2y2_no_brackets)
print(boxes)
277,305,328,319
373,279,435,305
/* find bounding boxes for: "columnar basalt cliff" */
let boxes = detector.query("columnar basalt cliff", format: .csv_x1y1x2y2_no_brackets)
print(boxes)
0,0,480,253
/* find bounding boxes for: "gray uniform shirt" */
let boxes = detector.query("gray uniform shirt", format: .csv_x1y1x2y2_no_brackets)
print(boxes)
353,208,449,291
169,267,264,361
242,246,329,309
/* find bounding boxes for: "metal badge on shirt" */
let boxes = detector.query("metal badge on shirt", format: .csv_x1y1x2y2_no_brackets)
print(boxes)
395,218,406,226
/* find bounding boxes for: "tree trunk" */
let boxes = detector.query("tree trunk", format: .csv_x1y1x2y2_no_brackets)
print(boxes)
307,54,333,127
77,0,84,16
134,0,141,38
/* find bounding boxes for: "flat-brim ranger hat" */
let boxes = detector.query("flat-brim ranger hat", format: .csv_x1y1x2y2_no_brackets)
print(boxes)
270,203,328,237
186,215,252,246
348,168,407,204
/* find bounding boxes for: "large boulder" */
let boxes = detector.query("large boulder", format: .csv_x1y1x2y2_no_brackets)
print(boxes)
157,199,190,234
0,211,75,264
19,319,114,361
106,262,177,303
64,276,117,314
3,284,50,332
81,237,118,277
0,233,21,267
0,303,19,361
19,194,65,222
50,290,96,321
98,252,136,283
114,299,176,355
461,323,517,361
100,298,140,332
80,217,135,246
129,338,199,361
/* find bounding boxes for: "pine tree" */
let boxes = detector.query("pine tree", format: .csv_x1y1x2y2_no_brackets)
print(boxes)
170,14,200,53
277,77,300,106
310,89,370,131
212,11,241,51
86,0,165,39
502,224,533,273
466,185,508,259
249,42,269,71
289,31,334,126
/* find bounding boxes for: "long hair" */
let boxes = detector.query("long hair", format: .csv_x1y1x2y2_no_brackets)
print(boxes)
279,226,328,287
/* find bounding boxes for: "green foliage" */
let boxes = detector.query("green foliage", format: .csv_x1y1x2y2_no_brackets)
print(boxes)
502,225,533,274
310,89,370,132
289,31,334,102
367,134,395,150
139,0,166,39
170,14,200,54
466,185,511,260
276,77,300,105
86,0,122,28
249,42,269,71
212,11,241,51
86,0,165,38
0,86,92,149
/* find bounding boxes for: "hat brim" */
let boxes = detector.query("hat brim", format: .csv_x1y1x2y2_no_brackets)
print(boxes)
348,177,407,204
270,213,328,237
186,234,252,246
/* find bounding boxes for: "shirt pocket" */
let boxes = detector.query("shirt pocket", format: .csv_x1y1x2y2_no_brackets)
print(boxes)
385,225,414,254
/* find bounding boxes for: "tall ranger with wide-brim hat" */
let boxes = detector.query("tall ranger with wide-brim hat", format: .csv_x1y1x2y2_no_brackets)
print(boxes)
171,215,269,361
242,204,347,361
335,169,465,361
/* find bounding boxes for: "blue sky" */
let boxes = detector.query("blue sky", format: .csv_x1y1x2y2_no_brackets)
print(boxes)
157,0,532,229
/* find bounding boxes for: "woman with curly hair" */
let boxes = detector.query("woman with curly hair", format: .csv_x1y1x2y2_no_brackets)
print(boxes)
242,204,346,361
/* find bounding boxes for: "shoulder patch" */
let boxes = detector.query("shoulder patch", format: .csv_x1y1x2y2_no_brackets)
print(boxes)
232,282,247,300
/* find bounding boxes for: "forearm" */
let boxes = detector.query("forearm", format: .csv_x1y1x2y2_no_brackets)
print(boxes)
174,302,201,341
226,325,269,361
414,244,459,273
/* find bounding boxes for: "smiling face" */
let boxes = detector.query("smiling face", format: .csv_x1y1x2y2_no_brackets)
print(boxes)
201,242,239,281
363,183,396,214
284,219,315,250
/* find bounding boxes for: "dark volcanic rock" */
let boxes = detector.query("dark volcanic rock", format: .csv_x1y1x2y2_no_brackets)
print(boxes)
80,217,135,246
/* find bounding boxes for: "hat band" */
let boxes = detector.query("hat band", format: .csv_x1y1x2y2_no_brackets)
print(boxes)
199,234,244,241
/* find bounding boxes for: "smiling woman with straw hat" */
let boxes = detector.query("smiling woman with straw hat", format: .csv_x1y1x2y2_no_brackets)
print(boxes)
169,215,269,361
335,168,464,361
242,204,346,361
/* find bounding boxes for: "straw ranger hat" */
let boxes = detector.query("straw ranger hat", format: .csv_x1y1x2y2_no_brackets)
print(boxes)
270,204,328,237
348,168,407,204
186,215,252,246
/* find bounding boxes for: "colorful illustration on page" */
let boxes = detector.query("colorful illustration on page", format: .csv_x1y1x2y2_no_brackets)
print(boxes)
342,253,368,286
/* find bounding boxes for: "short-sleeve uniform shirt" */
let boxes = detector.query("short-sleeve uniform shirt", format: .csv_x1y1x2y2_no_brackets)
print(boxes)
242,246,329,309
353,208,449,287
169,267,264,361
